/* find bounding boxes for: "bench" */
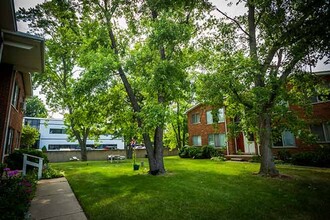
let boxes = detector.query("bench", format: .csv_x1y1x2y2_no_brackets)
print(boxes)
108,155,126,163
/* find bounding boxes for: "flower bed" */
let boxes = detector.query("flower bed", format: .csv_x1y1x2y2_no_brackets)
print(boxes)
0,167,37,219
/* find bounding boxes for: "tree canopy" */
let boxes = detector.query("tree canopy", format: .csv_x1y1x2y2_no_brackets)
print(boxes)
24,96,48,118
197,0,330,175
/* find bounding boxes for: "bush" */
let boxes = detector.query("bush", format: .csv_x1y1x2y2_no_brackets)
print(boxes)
277,150,292,163
202,146,219,159
178,146,190,158
179,146,219,159
250,155,261,163
5,148,49,171
0,168,37,219
291,147,330,167
42,165,64,179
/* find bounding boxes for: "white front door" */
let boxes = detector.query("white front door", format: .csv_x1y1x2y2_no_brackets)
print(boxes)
244,133,256,154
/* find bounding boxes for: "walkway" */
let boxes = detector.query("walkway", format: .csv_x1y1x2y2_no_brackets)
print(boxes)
29,177,87,220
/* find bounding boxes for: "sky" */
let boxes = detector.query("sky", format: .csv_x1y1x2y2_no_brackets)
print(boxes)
14,0,329,118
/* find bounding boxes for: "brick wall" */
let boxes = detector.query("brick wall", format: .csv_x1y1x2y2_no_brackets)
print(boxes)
0,64,14,162
187,104,234,153
0,66,26,162
9,72,25,150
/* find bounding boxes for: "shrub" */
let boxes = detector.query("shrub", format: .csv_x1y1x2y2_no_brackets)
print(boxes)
291,146,330,167
42,165,64,179
179,146,219,159
250,155,261,163
178,146,190,158
277,150,292,163
5,148,49,171
188,147,202,158
202,146,219,159
0,168,37,219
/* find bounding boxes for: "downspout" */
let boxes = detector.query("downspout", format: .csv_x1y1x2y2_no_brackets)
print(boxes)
2,70,16,162
224,108,229,155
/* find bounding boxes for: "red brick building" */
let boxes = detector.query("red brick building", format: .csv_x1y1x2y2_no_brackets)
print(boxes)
186,104,258,156
186,71,330,156
0,0,44,162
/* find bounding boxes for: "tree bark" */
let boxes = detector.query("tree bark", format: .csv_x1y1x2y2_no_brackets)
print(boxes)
258,113,279,176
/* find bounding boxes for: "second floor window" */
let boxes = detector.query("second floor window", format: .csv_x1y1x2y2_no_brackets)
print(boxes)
49,128,66,134
11,83,20,109
206,108,225,124
191,113,200,124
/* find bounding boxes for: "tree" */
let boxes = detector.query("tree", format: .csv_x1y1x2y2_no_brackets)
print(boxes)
24,96,48,118
198,0,330,176
79,0,208,174
17,0,111,161
20,125,40,148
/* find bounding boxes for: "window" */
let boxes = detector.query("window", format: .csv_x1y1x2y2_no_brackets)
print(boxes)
11,83,20,109
310,84,330,103
49,128,66,134
206,108,225,124
310,122,330,142
208,133,226,147
218,108,225,122
25,119,40,129
192,135,201,146
48,144,80,150
273,131,296,147
5,128,14,154
191,113,200,124
206,111,213,124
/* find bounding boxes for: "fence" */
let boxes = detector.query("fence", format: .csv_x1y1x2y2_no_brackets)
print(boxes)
46,148,178,162
22,153,44,179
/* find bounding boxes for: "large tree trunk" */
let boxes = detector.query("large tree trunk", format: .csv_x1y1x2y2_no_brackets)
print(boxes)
78,137,88,161
258,113,279,176
144,127,165,175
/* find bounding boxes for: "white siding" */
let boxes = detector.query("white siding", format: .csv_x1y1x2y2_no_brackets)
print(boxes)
24,117,125,150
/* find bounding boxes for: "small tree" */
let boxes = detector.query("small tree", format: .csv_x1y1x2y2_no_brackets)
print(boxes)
20,125,40,149
25,96,48,118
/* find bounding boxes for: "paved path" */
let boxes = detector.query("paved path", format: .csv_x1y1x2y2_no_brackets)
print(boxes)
29,177,87,220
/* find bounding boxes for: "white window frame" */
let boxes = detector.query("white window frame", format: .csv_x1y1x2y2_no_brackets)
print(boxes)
191,113,200,124
273,131,296,148
192,135,202,146
206,108,225,124
11,82,20,109
218,108,225,123
208,133,226,147
206,111,213,124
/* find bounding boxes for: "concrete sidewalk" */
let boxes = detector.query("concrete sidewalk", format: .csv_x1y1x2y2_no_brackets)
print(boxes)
29,177,87,220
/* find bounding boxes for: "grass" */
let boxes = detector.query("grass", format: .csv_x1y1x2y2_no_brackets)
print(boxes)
52,156,330,220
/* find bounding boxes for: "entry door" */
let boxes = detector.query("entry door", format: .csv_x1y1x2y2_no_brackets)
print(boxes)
236,132,245,152
244,133,255,154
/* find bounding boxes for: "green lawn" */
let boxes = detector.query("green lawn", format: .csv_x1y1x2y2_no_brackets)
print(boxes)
52,157,330,220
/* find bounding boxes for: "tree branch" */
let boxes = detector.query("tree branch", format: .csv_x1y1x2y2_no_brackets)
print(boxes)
215,7,250,37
